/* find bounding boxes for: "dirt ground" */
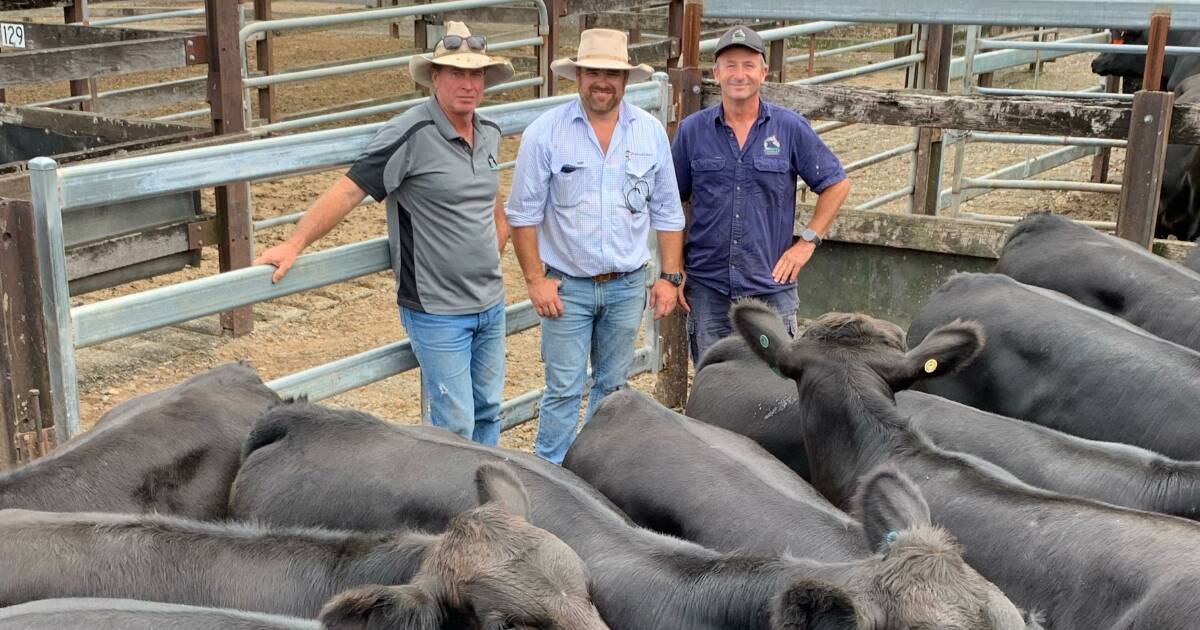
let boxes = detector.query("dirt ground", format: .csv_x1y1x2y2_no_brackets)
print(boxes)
2,3,1126,451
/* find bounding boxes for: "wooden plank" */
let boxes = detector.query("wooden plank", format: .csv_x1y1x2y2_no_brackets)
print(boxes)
699,82,1200,145
1091,74,1121,183
628,37,676,66
65,219,195,279
7,22,150,49
1141,12,1170,92
1117,90,1174,248
562,0,668,17
0,35,192,87
0,104,197,143
588,11,670,32
441,6,540,24
656,0,698,410
206,0,254,336
0,198,53,468
93,76,208,114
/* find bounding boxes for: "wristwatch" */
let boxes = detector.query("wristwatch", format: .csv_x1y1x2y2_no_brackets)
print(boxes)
660,272,684,286
800,228,823,248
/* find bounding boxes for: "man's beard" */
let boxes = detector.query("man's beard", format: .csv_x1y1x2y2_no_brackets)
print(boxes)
583,88,619,114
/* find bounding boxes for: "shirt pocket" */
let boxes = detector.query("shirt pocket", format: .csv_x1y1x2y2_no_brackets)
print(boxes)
550,159,588,208
624,152,658,215
752,156,792,208
689,157,726,204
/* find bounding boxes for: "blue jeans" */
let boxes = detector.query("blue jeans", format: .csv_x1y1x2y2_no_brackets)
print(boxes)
536,266,647,464
686,280,798,365
400,299,506,446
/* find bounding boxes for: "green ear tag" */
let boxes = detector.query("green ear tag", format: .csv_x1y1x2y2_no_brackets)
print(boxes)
771,367,782,377
759,334,770,348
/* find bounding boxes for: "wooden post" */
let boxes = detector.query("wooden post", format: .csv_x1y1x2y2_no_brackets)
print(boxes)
768,20,786,83
628,6,641,45
657,0,701,410
911,24,953,215
536,0,562,98
896,23,914,85
666,0,683,69
414,0,431,95
1091,74,1121,183
253,0,276,124
64,0,97,112
205,0,254,336
0,199,55,468
1116,91,1173,248
977,25,994,88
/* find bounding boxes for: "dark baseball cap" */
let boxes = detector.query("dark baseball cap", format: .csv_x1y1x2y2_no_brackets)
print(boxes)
714,25,766,59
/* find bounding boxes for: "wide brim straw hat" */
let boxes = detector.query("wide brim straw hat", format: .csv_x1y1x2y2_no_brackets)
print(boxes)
410,21,514,89
550,28,654,83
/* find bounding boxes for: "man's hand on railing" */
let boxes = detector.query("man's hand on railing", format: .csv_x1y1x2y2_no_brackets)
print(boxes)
254,240,304,284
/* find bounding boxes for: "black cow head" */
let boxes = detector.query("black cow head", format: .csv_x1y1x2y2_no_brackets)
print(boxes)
320,463,609,630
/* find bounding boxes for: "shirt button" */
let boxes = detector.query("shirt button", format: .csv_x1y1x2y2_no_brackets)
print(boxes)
733,239,738,244
735,214,740,218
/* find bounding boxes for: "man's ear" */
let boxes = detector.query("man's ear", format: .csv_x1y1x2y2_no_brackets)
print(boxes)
872,320,984,392
731,300,791,372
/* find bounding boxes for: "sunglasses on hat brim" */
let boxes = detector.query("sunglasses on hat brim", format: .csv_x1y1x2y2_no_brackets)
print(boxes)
441,35,487,52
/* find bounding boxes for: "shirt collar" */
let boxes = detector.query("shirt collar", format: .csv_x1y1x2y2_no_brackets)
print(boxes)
426,93,483,142
715,99,771,127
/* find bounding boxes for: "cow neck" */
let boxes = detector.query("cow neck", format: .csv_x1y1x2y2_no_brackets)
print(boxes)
335,529,436,587
794,364,901,509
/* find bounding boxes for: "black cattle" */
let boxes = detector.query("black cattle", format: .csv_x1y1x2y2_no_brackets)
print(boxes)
690,326,1200,520
732,300,1200,630
0,463,609,629
997,212,1200,352
565,389,1031,630
0,599,319,630
909,272,1200,460
0,362,278,520
231,401,872,630
1188,239,1200,271
1090,29,1200,91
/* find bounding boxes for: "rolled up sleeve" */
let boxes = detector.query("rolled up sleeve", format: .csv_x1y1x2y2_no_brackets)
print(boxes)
649,125,686,231
505,119,552,227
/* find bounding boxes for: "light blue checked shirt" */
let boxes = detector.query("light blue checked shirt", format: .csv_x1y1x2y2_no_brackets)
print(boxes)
506,96,685,278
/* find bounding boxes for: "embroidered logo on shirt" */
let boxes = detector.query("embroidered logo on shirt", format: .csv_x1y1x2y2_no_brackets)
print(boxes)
763,134,782,155
732,28,747,43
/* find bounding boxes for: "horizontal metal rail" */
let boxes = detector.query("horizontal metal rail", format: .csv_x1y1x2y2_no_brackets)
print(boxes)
949,30,1109,78
938,144,1097,210
986,27,1061,41
961,212,1116,230
698,21,851,53
975,86,1135,100
153,107,211,121
250,76,547,134
855,185,915,210
30,76,209,109
978,39,1200,56
73,8,205,27
960,177,1122,193
813,120,854,134
798,33,916,61
244,36,543,89
799,142,916,192
968,132,1127,148
701,0,1200,29
792,52,923,85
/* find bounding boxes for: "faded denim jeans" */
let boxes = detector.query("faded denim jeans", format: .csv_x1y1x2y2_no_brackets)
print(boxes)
535,266,647,464
686,280,798,366
400,298,506,446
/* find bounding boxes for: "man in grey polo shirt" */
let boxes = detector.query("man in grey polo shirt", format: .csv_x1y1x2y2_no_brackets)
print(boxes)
253,23,514,445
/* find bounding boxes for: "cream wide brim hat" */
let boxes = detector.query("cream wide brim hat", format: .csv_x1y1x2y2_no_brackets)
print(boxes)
409,21,514,89
550,28,654,83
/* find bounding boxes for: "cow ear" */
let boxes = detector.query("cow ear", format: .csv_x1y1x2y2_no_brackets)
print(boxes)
772,579,861,630
731,300,791,373
857,465,931,551
320,584,443,630
878,320,984,391
476,462,531,519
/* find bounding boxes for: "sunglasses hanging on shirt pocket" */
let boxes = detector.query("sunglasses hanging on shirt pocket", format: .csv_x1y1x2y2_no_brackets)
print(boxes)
624,151,657,215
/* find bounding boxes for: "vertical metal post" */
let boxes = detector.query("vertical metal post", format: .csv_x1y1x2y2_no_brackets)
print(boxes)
946,25,979,217
64,0,97,112
206,0,254,336
28,158,80,443
1142,13,1171,92
1117,91,1173,248
414,0,431,95
254,0,276,124
657,0,701,409
910,24,951,215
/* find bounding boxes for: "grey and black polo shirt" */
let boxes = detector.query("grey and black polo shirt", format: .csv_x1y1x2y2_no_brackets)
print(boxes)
346,97,503,315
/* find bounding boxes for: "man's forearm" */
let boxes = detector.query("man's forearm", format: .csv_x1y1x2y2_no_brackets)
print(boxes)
656,230,684,274
291,176,369,250
510,225,545,282
807,178,851,237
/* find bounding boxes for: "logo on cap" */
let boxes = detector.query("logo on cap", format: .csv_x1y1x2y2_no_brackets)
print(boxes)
732,28,746,43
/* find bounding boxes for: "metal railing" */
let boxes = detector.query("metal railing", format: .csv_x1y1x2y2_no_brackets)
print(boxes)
238,0,551,132
29,74,671,441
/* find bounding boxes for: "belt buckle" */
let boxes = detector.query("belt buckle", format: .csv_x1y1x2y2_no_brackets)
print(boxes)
593,272,617,283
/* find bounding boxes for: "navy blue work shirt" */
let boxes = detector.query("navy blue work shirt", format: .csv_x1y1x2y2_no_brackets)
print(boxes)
672,100,846,298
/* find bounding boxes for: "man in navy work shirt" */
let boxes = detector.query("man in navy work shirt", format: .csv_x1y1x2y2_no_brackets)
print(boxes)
673,25,851,363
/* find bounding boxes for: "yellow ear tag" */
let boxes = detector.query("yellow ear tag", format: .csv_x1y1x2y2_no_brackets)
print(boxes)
923,358,938,374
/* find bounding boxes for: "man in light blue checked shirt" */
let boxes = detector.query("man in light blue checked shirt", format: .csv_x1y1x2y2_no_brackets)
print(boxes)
507,28,686,464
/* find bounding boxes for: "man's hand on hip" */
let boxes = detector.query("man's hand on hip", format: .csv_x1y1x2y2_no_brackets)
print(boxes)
649,278,679,320
529,276,565,318
772,241,815,284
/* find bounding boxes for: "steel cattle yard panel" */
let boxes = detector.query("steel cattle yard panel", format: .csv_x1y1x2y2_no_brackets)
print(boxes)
702,0,1200,29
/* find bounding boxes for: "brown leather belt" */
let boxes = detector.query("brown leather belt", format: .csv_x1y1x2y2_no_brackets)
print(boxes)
547,265,644,284
591,272,622,283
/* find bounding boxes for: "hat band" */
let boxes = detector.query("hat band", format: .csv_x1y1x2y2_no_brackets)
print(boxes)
575,52,632,64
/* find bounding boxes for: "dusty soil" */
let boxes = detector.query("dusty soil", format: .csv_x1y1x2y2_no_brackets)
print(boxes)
2,3,1124,451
